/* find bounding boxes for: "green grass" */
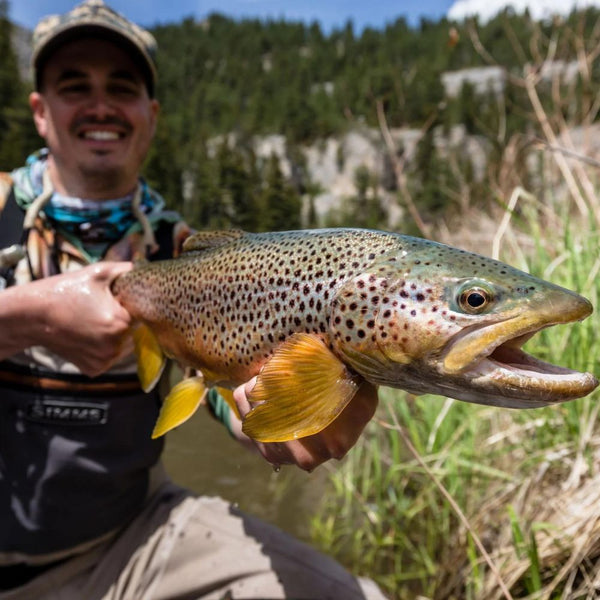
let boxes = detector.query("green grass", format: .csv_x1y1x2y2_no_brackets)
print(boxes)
312,208,600,599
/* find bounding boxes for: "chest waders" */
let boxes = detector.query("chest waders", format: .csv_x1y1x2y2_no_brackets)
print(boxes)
0,182,176,565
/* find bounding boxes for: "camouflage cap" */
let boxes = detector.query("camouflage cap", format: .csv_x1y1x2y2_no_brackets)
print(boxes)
32,0,158,96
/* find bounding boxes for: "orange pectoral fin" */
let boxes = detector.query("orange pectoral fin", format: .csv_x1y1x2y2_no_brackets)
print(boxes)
242,333,359,443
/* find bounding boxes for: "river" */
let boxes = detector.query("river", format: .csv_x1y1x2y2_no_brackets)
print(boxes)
162,405,331,543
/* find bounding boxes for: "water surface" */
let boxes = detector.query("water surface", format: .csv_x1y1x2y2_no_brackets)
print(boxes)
162,406,330,543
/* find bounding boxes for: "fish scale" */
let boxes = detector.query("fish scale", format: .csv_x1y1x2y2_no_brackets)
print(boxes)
116,229,400,380
112,228,598,442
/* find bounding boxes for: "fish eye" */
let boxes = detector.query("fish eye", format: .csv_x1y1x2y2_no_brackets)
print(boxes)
457,286,493,314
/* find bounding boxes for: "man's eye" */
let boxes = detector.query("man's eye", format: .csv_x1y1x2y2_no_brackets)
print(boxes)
110,85,139,96
59,84,88,94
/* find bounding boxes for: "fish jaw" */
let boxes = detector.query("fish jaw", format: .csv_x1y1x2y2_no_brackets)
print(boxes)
459,344,599,408
346,323,598,409
442,285,592,373
436,289,598,406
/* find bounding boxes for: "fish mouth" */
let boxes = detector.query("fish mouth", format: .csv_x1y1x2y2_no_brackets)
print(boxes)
442,294,598,406
475,335,598,406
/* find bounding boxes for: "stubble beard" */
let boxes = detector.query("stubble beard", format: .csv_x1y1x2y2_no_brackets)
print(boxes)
78,157,130,197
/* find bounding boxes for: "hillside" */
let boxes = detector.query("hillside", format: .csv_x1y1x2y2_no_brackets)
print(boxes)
6,6,600,236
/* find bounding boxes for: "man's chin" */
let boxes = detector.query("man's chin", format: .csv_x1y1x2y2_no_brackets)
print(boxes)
78,162,128,193
89,148,112,156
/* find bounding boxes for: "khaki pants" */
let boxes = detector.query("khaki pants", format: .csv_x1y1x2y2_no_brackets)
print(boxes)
0,482,385,599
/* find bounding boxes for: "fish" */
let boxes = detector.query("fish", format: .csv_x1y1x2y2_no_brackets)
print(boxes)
111,228,598,443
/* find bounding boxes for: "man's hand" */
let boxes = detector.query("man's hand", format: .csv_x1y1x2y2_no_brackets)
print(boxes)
0,262,134,376
231,378,378,471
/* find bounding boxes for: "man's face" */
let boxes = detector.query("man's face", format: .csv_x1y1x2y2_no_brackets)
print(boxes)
29,37,159,198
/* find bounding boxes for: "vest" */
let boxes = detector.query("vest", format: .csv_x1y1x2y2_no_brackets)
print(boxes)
0,183,176,562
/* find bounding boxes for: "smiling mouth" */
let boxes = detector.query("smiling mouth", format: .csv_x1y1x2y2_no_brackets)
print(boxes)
80,130,123,141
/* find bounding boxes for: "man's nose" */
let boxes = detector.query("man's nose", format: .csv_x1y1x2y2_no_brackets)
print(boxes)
85,91,117,119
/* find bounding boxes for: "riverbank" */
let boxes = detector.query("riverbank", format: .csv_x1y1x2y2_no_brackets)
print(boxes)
313,201,600,599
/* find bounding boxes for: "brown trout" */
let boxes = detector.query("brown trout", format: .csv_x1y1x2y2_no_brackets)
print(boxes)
112,228,598,442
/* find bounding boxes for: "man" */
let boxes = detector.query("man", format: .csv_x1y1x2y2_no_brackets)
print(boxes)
0,1,383,598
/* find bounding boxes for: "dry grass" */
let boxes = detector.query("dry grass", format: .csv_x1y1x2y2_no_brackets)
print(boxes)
315,173,600,600
436,429,600,600
314,15,600,597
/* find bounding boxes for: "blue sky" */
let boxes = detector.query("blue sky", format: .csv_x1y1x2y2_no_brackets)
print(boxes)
8,1,464,31
10,0,599,32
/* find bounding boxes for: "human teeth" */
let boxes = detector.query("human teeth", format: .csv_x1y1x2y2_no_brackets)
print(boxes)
84,131,119,140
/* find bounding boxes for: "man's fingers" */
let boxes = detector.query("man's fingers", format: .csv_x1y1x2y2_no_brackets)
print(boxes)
233,376,257,418
233,377,378,472
92,261,134,284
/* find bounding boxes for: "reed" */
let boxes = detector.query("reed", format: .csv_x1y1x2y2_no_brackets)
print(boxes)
312,203,600,599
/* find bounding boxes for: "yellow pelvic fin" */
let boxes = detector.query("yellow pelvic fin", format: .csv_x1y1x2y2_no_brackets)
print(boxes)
242,333,359,443
133,325,166,393
182,230,246,253
215,386,241,419
152,376,207,438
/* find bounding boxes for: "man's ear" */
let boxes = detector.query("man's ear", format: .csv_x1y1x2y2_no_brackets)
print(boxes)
149,98,159,139
29,92,48,138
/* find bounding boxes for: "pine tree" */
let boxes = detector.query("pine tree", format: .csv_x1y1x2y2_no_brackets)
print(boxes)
0,1,38,170
261,153,301,231
143,118,183,212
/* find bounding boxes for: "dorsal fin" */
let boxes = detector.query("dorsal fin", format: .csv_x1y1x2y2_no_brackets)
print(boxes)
182,230,246,254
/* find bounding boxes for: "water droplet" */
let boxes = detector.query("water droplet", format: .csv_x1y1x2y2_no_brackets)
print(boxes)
272,463,281,473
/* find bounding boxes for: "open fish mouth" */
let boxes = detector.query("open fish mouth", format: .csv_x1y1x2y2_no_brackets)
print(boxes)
473,333,598,404
443,295,598,406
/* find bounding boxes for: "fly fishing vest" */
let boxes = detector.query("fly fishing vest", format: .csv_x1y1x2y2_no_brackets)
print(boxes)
0,178,179,563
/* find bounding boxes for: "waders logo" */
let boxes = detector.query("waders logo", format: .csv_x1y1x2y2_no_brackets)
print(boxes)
26,400,109,425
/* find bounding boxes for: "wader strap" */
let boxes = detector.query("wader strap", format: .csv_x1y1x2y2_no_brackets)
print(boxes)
0,187,25,287
0,187,24,245
150,219,175,261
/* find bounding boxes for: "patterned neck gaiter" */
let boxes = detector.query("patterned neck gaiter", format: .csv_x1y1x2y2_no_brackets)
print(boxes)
11,149,167,259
